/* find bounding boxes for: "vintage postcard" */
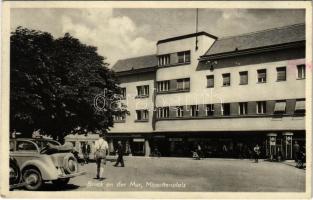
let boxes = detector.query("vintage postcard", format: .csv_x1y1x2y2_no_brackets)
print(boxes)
1,1,312,199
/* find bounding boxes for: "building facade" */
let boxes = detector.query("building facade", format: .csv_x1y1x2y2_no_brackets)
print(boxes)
109,23,306,159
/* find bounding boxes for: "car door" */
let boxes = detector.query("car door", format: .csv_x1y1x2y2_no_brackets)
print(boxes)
11,140,40,167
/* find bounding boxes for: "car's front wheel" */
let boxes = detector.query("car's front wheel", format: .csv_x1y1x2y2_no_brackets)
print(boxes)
52,178,70,187
23,168,43,191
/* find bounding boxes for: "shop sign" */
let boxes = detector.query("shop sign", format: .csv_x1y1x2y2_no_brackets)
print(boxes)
169,138,183,142
133,138,145,142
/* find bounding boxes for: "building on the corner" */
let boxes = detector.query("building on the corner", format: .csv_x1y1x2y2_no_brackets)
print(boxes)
109,23,306,159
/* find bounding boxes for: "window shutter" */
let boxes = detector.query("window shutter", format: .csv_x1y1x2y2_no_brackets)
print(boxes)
184,79,190,90
170,53,178,64
169,79,177,91
248,101,257,115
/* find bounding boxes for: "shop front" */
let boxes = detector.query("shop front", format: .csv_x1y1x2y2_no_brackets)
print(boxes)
150,131,305,159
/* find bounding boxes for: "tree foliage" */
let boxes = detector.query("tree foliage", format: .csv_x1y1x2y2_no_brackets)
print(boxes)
10,27,126,139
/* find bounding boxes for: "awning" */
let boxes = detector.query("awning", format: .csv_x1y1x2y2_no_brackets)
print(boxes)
295,100,305,110
274,101,286,112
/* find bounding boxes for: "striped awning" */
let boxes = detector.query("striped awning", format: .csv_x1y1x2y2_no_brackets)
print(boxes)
295,100,305,110
274,101,286,112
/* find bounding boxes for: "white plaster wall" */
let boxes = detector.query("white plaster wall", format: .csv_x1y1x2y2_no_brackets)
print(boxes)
109,75,155,133
156,116,305,132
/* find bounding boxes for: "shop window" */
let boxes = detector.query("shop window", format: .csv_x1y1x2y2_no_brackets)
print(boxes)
257,69,267,83
239,102,248,115
277,67,286,81
256,101,267,114
239,71,248,85
222,73,231,86
297,64,305,79
207,75,214,88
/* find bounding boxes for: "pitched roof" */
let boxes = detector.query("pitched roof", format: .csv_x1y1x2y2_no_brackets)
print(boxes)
204,23,305,57
112,54,157,73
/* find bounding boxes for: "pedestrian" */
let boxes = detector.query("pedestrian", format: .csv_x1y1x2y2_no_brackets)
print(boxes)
94,133,109,179
293,140,300,162
197,144,202,159
253,144,261,163
81,142,91,164
114,141,125,167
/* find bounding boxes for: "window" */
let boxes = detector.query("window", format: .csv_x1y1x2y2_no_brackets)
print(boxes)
207,75,214,88
17,141,38,152
239,71,248,85
137,85,149,97
157,107,169,118
176,106,184,117
222,73,231,86
274,101,286,114
190,105,199,117
157,81,169,92
136,110,149,121
277,67,286,81
206,104,214,116
256,101,267,114
158,54,170,66
120,88,126,99
221,103,230,116
176,78,190,90
257,69,267,83
294,99,305,115
297,64,305,79
178,51,191,64
114,114,126,122
239,102,248,115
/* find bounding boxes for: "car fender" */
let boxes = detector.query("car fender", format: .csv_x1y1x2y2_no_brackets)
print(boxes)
20,158,59,180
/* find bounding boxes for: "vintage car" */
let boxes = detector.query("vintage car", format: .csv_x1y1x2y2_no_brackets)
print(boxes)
10,138,85,190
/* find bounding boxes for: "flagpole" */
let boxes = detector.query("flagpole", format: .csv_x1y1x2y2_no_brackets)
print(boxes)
195,8,199,51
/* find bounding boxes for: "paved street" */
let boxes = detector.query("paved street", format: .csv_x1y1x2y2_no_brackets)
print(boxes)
35,157,305,192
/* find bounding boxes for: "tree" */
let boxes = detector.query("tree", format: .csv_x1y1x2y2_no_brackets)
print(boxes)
10,27,126,139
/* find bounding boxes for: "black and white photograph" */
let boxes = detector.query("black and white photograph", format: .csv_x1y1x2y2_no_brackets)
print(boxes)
1,1,312,199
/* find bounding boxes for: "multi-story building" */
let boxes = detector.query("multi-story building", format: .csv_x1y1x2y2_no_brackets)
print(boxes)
109,23,306,159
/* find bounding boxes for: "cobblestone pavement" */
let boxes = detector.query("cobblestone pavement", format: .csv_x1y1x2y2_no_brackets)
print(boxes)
34,157,306,192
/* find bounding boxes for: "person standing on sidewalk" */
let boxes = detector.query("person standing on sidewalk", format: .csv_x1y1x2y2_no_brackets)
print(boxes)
114,141,125,167
94,133,109,179
293,141,300,162
253,144,261,163
82,142,91,164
